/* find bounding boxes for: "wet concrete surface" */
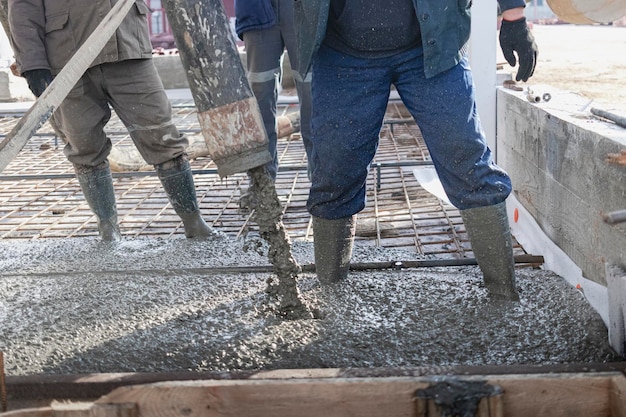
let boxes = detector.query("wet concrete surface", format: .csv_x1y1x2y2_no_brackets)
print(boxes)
0,233,619,376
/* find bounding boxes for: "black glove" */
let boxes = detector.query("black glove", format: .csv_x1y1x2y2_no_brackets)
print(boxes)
22,69,53,97
499,17,538,82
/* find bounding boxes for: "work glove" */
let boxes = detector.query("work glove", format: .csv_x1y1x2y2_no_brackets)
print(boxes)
499,17,538,82
22,69,53,97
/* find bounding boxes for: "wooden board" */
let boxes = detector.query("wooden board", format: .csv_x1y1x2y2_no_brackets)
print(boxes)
4,372,626,417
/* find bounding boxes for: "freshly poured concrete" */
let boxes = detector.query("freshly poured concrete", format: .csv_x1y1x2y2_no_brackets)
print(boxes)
0,233,618,376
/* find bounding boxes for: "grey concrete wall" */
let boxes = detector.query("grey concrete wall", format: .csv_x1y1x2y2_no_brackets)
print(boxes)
152,54,191,90
497,86,626,286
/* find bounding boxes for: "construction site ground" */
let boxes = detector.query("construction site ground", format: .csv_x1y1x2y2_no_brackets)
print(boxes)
0,86,621,383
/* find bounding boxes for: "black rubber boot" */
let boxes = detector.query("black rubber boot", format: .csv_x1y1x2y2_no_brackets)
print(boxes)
460,201,519,301
155,154,212,238
74,161,121,241
312,215,356,284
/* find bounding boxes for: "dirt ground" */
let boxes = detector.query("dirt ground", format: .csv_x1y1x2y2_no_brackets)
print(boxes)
501,23,626,114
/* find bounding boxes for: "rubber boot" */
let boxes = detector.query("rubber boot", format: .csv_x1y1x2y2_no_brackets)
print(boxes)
312,215,356,284
460,201,519,301
155,154,212,238
239,173,261,211
239,166,274,212
74,161,121,241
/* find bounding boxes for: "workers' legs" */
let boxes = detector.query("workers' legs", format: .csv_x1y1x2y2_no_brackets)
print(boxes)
278,0,313,172
74,161,121,241
54,67,114,167
395,48,517,299
97,60,211,238
154,154,212,238
308,45,393,282
52,68,120,240
58,60,210,238
242,23,285,181
237,23,285,210
101,60,189,164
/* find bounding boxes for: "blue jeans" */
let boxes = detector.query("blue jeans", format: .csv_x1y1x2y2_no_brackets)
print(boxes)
307,44,511,219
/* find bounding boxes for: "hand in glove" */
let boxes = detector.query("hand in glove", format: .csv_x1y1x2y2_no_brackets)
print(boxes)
22,69,53,97
499,17,538,82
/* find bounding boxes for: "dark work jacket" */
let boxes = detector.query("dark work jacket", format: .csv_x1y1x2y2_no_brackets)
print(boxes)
9,0,153,76
234,0,277,39
294,0,526,79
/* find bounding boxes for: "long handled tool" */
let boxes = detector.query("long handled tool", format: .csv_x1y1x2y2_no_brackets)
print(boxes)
0,0,136,173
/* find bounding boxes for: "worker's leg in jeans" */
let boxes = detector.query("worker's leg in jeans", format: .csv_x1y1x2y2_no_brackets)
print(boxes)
307,45,392,282
395,49,518,300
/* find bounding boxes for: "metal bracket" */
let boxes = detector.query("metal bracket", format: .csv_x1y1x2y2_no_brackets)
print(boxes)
414,377,503,417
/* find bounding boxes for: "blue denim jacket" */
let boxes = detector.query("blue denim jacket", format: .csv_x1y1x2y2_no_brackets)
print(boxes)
294,0,525,79
234,0,276,39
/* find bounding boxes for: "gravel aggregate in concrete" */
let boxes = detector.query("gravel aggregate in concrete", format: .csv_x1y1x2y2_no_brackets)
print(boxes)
0,234,619,376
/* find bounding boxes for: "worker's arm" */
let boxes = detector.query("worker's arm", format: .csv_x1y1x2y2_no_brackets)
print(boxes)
8,0,53,96
8,0,50,75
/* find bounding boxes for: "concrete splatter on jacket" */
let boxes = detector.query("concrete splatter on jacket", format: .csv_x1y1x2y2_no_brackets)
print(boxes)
294,0,526,79
8,0,153,76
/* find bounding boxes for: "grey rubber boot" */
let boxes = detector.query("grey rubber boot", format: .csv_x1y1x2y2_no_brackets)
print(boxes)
460,201,519,301
239,172,261,211
155,154,212,238
74,161,121,241
312,215,356,284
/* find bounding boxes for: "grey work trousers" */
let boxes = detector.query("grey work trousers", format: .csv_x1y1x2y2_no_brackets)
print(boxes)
241,0,312,180
54,58,187,167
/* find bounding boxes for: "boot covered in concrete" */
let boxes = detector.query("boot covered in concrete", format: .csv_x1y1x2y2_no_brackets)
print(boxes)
460,201,519,301
74,161,121,241
155,154,212,238
312,215,356,284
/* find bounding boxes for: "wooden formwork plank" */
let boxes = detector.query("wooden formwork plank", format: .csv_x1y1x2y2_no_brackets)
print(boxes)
493,374,613,417
0,373,611,417
610,375,626,417
95,378,425,417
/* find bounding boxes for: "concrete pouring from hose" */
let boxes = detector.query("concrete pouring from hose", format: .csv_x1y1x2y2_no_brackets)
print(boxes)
162,0,311,319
